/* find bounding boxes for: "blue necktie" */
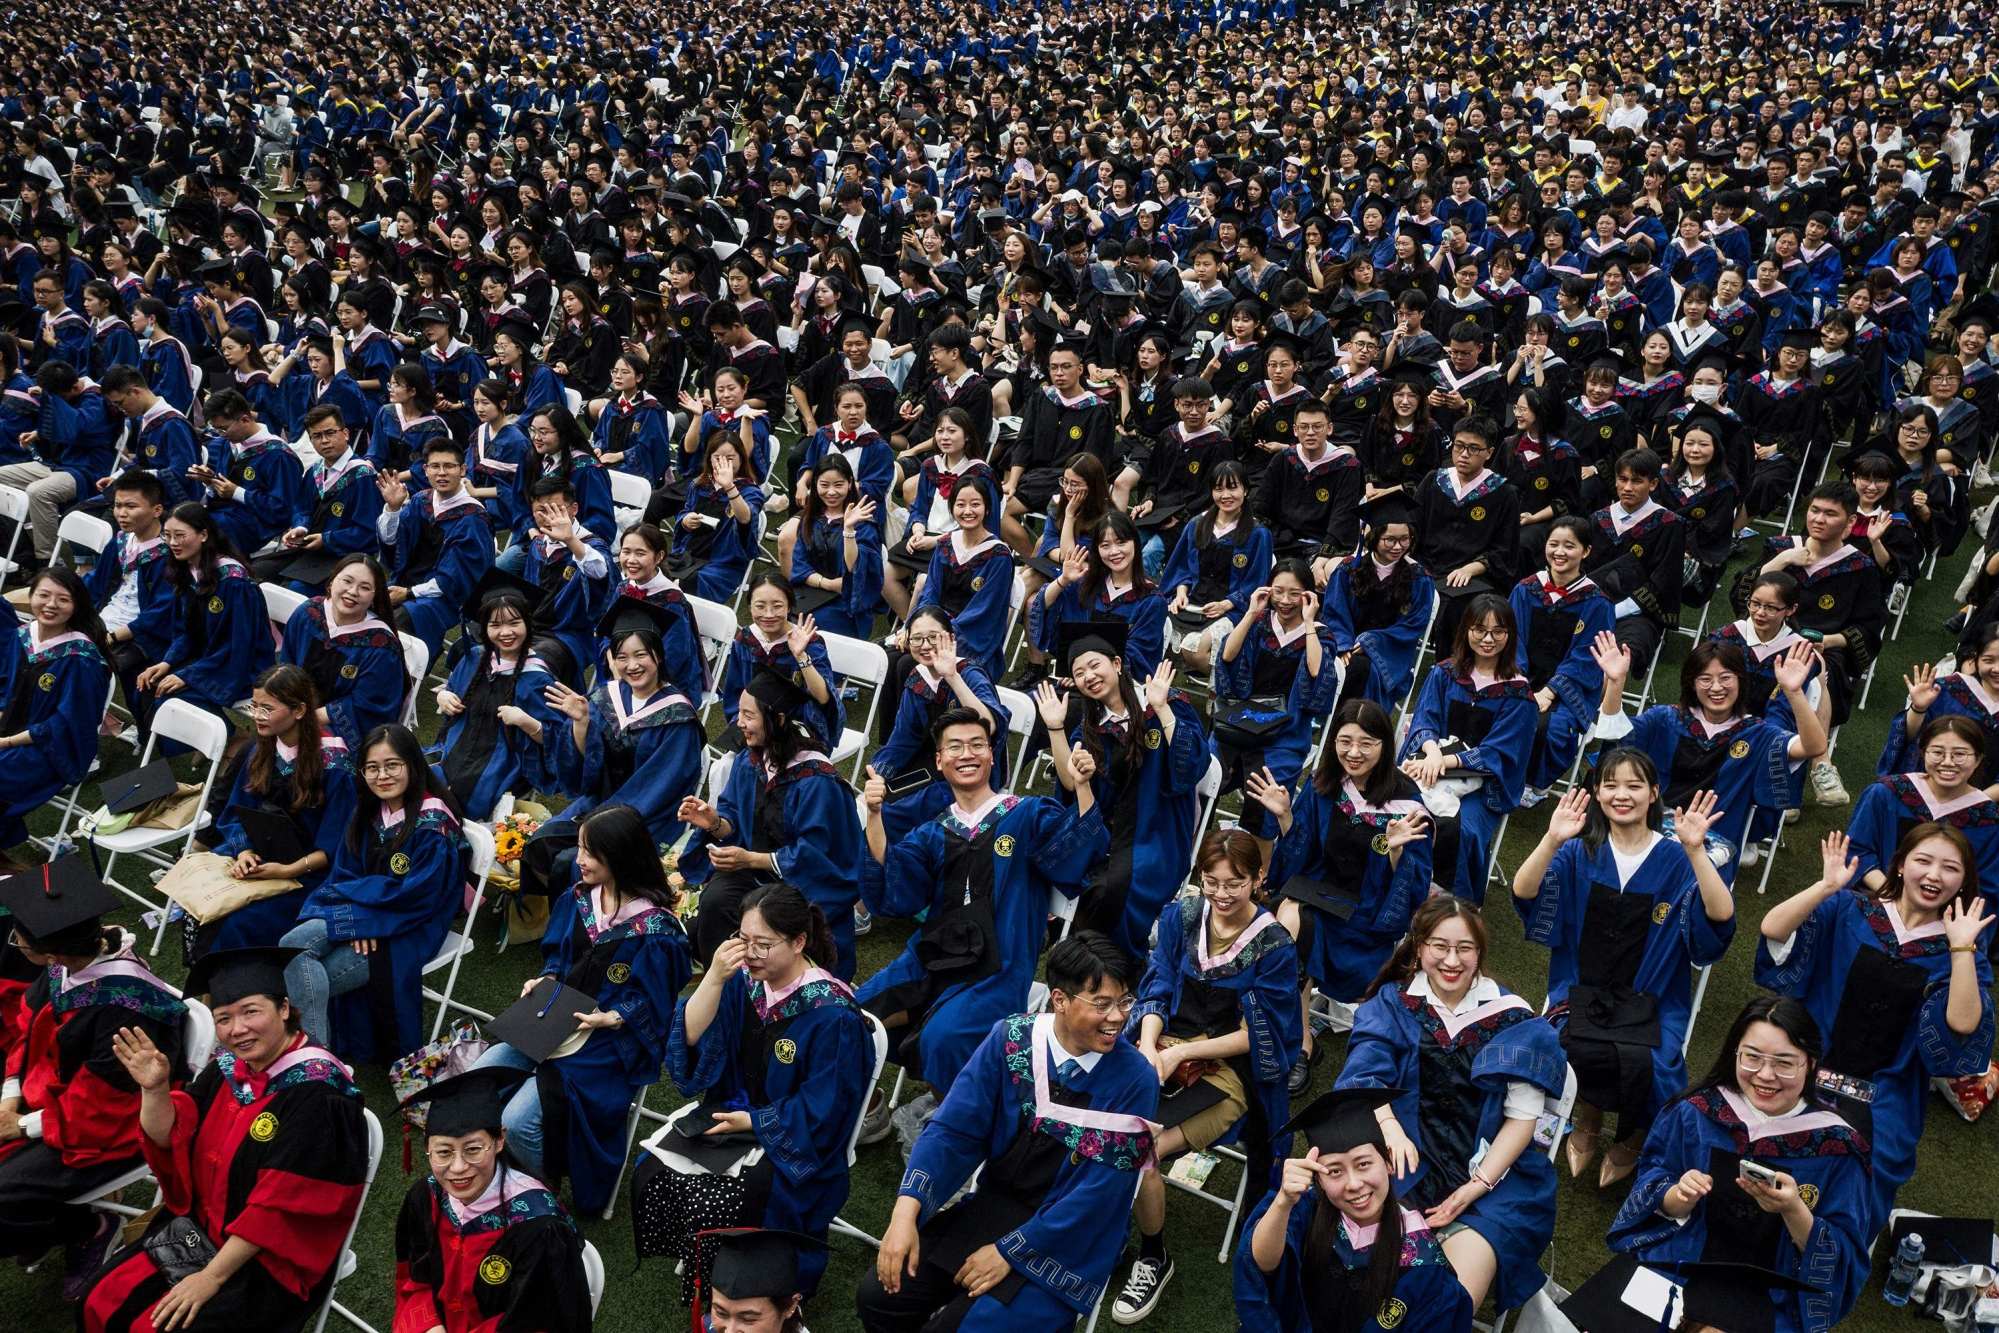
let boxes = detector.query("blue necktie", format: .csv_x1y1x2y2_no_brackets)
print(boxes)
1055,1058,1087,1088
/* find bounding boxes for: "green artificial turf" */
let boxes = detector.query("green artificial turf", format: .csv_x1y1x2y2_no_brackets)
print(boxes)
1,504,1992,1333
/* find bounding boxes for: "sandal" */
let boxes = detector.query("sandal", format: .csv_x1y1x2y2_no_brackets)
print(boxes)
1563,1124,1600,1178
1598,1142,1641,1190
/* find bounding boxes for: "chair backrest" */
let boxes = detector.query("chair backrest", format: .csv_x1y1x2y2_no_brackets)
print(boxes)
318,1108,385,1324
462,819,497,880
608,468,651,511
399,632,432,726
182,997,217,1070
996,685,1037,742
562,386,583,416
54,510,114,569
686,594,738,664
847,1011,891,1167
821,631,889,687
152,698,231,761
1543,1064,1580,1162
262,581,307,633
0,484,30,524
583,1240,606,1316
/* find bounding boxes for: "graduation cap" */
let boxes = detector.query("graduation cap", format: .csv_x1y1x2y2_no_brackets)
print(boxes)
1262,329,1306,362
704,1228,828,1305
492,314,539,348
597,594,679,643
1777,328,1817,352
1278,1085,1404,1155
185,946,305,1008
744,666,810,718
1056,619,1129,675
194,258,237,282
102,758,178,816
0,855,119,954
400,1066,532,1139
488,975,602,1060
464,566,546,622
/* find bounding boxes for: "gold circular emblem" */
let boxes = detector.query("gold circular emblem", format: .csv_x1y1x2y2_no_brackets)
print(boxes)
608,962,632,984
207,595,224,613
1355,397,1371,412
340,663,358,680
1817,593,1834,610
1798,1182,1820,1207
774,1037,797,1064
1573,621,1586,635
390,852,411,874
36,672,53,692
1599,425,1613,439
1235,360,1249,373
1143,728,1162,749
330,502,345,516
1370,833,1390,854
1275,419,1290,432
1469,506,1487,522
1966,386,1978,399
1069,1149,1085,1165
1630,542,1643,557
1652,901,1672,924
144,445,157,457
249,1111,278,1142
242,466,256,480
1823,372,1837,384
1068,425,1083,440
1691,507,1706,519
1233,552,1248,568
678,314,692,328
791,670,804,685
1729,739,1751,759
1188,460,1201,474
1400,451,1415,465
478,1255,512,1285
1534,476,1549,490
970,575,984,592
1379,1298,1408,1329
1316,487,1330,502
1567,335,1581,348
563,566,576,581
994,834,1016,857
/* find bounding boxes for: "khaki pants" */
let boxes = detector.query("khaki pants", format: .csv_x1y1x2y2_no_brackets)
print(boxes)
0,462,79,560
1158,1035,1250,1151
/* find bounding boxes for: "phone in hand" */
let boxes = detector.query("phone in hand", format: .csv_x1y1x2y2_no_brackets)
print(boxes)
1738,1159,1782,1188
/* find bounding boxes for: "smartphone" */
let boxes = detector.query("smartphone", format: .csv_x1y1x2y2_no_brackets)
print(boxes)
1738,1160,1781,1187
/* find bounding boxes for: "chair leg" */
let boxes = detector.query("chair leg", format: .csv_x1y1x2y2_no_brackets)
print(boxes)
602,1086,650,1222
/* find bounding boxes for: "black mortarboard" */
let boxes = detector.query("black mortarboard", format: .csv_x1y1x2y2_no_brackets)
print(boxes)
194,258,237,281
1262,330,1306,361
400,1066,532,1138
102,758,179,816
185,946,305,1007
745,666,810,718
706,1229,828,1304
492,314,539,347
413,304,453,326
1777,328,1816,352
597,594,679,643
463,566,545,621
1056,619,1130,674
1278,1086,1404,1154
0,856,119,952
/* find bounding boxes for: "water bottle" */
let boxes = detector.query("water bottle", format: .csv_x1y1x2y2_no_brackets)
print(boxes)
1884,1232,1925,1307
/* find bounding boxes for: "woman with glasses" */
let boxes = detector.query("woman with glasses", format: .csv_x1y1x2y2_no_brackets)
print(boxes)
1512,751,1734,1190
1758,824,1994,1226
1602,996,1871,1333
1879,626,1999,787
867,605,1006,853
1410,417,1522,653
1844,716,1999,915
1112,830,1302,1323
278,723,467,1062
1508,516,1615,798
1337,895,1567,1315
1706,572,1825,729
0,568,111,868
277,553,410,746
1398,594,1536,903
636,883,870,1304
474,800,694,1212
1324,506,1435,714
392,1068,593,1333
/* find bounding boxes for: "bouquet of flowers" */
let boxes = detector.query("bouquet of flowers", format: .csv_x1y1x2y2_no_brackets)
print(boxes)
488,802,550,945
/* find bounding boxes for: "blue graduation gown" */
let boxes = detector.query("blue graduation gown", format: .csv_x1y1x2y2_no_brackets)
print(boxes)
533,885,693,1213
596,583,706,700
280,602,407,747
82,533,174,659
678,751,865,978
664,967,871,1290
1339,982,1568,1312
674,482,766,602
1213,615,1339,838
35,386,118,499
0,628,108,846
1600,707,1801,886
908,457,1001,540
916,536,1015,678
382,493,495,660
1843,774,1999,924
207,733,361,950
1038,583,1167,678
1400,666,1537,902
209,435,308,555
367,406,450,481
421,342,490,443
521,528,616,685
1232,1194,1474,1333
132,406,203,508
548,680,703,836
721,628,842,751
304,797,467,1062
896,1013,1157,1326
788,515,885,640
428,649,560,821
163,558,275,717
1130,895,1301,1156
91,318,139,379
1158,518,1270,623
304,372,374,451
1755,891,1994,1223
293,452,385,566
1323,556,1435,711
798,427,896,507
474,422,530,538
1516,834,1733,1124
1608,1091,1871,1333
858,796,1108,1090
1508,574,1616,788
1269,775,1434,1001
141,337,197,414
871,661,1007,850
591,393,673,484
1876,673,1999,782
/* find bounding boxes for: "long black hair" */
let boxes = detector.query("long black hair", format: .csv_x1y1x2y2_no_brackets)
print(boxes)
26,566,108,659
578,803,678,910
1080,509,1153,606
1313,698,1401,803
349,723,462,856
161,501,244,590
1304,1160,1407,1317
1684,994,1822,1102
1192,459,1250,546
1581,746,1664,852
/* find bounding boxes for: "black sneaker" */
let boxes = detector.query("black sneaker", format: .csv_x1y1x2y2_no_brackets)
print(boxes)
1006,662,1050,689
1112,1256,1174,1324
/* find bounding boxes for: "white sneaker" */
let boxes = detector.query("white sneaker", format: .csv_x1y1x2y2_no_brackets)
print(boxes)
1738,841,1762,869
1810,759,1850,807
1516,786,1551,809
857,1088,894,1146
853,904,873,936
1112,1256,1175,1324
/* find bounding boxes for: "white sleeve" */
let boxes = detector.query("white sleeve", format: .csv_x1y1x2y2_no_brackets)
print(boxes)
377,506,403,542
1765,931,1797,966
1503,1080,1546,1121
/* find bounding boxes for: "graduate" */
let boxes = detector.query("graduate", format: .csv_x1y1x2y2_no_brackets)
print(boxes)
1511,755,1735,1191
376,437,495,662
392,1067,594,1333
135,502,275,727
678,670,866,977
1583,448,1686,675
1757,824,1994,1228
695,1229,827,1333
1755,482,1885,734
786,454,885,641
856,933,1158,1333
592,353,674,483
1115,831,1303,1322
429,584,561,820
606,523,707,699
912,482,1016,680
1509,516,1616,796
1590,636,1825,880
78,947,371,1333
723,574,843,753
279,723,468,1063
1045,622,1207,962
1660,419,1743,606
520,610,703,900
520,475,618,686
1604,996,1871,1333
1252,398,1363,565
471,804,695,1216
889,406,1000,618
194,388,308,558
856,706,1107,1120
1212,560,1339,850
1878,632,1999,784
1398,594,1537,903
791,380,896,512
278,554,409,746
1324,507,1435,714
197,665,359,955
866,605,1007,858
1337,895,1568,1313
259,405,384,595
1844,716,1999,914
1037,511,1167,677
1159,461,1274,674
670,430,766,604
0,568,112,855
515,405,617,561
1233,1087,1474,1333
1706,572,1823,729
367,364,451,483
1409,415,1521,650
0,862,187,1283
642,883,871,1300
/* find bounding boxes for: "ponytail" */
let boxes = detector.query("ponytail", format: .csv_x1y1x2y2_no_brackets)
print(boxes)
741,883,836,969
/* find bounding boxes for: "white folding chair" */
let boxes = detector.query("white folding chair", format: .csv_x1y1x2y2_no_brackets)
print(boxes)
995,685,1038,791
828,1011,893,1248
91,700,232,954
423,821,499,1039
48,509,114,585
262,582,308,642
0,484,31,589
33,674,114,855
1191,754,1225,850
603,1080,671,1221
562,386,583,416
399,632,432,728
686,593,740,721
1484,1064,1580,1333
76,997,216,1218
821,631,890,779
312,1108,386,1333
583,1240,606,1316
609,468,651,531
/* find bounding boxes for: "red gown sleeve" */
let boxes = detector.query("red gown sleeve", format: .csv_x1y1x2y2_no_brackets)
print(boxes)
139,1088,204,1216
224,1089,369,1301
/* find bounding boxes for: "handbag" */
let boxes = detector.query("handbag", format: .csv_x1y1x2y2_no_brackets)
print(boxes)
142,1215,218,1287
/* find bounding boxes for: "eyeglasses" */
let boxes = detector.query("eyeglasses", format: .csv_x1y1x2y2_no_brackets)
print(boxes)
1201,876,1254,895
1925,747,1979,763
1467,626,1508,642
426,1141,494,1168
1066,993,1138,1016
1746,599,1792,615
908,633,944,647
1422,939,1479,959
1736,1049,1804,1077
940,739,991,756
733,933,780,957
361,760,408,777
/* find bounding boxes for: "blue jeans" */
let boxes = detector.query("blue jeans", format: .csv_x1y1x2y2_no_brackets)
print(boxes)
494,542,529,575
279,917,370,1049
1141,533,1167,580
472,1042,545,1175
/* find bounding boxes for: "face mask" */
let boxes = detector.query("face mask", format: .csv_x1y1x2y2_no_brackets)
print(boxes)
1689,383,1722,403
